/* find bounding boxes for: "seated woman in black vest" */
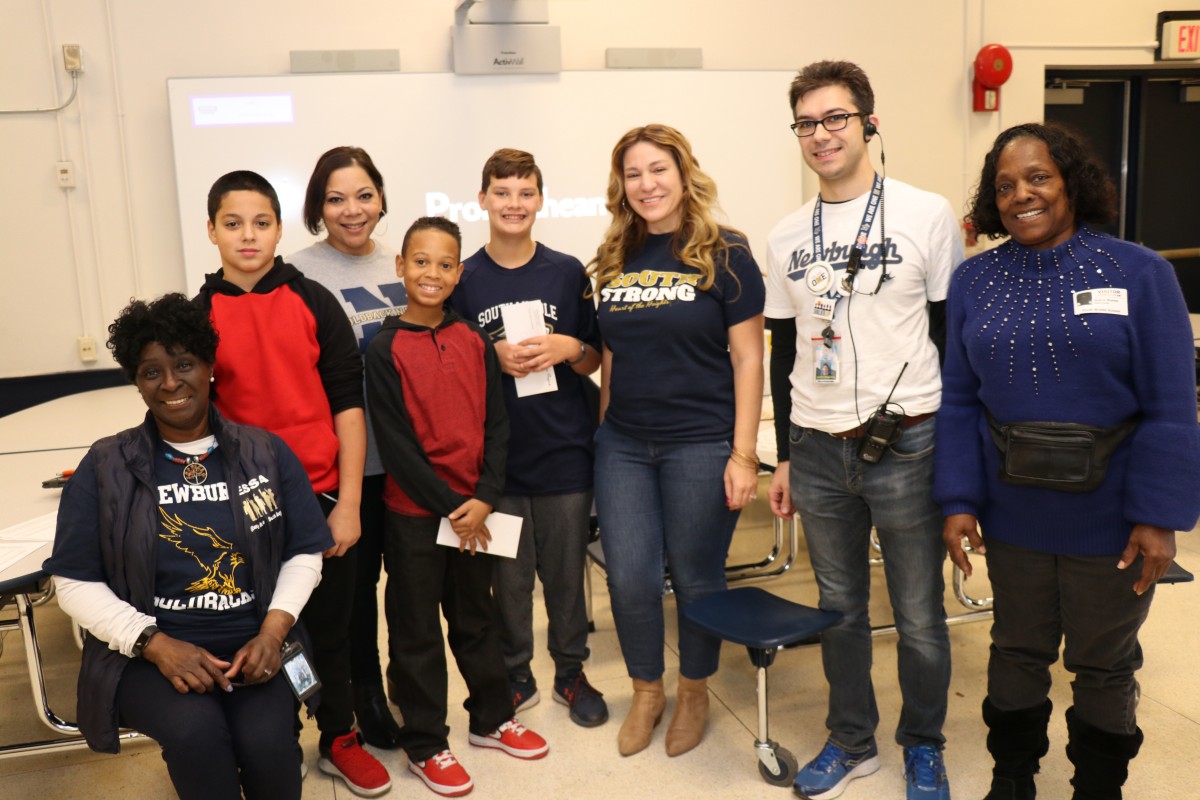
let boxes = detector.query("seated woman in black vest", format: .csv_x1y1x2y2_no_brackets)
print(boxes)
45,293,332,800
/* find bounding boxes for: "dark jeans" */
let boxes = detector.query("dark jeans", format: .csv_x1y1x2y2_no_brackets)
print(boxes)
787,418,951,750
593,423,738,682
382,511,512,761
117,658,300,800
350,474,391,686
984,536,1154,734
494,490,593,683
303,492,358,748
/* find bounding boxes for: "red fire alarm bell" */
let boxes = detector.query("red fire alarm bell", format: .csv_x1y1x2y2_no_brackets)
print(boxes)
973,44,1013,112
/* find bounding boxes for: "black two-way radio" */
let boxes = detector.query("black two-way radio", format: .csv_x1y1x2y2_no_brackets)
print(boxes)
858,362,908,464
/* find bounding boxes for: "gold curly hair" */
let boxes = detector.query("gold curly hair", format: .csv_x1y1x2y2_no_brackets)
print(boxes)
586,124,745,296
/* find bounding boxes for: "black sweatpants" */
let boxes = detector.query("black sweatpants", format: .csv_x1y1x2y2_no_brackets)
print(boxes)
382,511,512,761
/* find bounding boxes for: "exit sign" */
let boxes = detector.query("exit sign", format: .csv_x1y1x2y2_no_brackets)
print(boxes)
1164,19,1200,58
1158,11,1200,61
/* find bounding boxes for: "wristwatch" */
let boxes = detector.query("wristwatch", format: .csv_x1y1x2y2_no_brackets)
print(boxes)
566,340,588,366
131,624,160,658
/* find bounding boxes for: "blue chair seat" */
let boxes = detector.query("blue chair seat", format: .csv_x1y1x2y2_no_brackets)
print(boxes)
683,587,841,651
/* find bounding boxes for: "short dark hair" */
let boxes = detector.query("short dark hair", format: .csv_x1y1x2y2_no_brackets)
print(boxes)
206,170,281,223
302,146,388,235
788,60,875,116
966,122,1118,238
480,148,543,194
401,216,462,259
107,293,219,381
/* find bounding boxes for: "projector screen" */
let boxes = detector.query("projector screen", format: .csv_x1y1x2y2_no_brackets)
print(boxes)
168,71,805,295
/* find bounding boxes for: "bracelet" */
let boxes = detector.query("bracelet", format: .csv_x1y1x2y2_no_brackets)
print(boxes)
729,447,760,471
729,454,758,470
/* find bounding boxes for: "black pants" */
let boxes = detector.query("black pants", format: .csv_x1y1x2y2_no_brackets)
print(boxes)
350,474,390,685
303,492,359,748
382,511,512,761
985,536,1154,734
117,658,300,800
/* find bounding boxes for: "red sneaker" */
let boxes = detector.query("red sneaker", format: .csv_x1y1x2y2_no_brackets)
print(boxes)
409,749,474,797
468,717,549,760
317,731,392,797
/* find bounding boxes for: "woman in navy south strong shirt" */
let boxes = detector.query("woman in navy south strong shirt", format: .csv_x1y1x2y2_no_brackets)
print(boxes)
589,124,764,758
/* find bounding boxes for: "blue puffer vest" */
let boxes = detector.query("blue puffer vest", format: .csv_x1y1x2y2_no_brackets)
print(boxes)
74,407,294,753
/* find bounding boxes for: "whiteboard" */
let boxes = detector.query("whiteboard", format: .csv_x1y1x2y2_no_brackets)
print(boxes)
167,71,805,295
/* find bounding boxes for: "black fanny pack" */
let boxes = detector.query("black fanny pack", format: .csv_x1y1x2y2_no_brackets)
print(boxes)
985,411,1138,493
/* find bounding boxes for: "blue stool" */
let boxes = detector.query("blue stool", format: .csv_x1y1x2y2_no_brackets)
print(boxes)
682,587,841,787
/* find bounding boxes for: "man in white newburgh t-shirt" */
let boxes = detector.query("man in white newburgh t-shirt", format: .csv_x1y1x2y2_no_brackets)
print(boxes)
764,60,963,800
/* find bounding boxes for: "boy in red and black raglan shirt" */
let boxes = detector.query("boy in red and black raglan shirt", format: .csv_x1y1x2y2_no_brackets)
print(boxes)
366,216,548,797
195,170,391,797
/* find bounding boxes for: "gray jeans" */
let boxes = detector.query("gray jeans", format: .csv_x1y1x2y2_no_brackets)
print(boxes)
494,491,593,683
985,536,1154,734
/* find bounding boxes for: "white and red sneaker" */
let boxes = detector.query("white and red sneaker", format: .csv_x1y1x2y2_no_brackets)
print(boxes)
317,730,392,797
468,717,549,760
409,749,473,797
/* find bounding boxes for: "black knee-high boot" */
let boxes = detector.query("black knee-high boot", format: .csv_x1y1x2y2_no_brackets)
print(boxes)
1065,706,1143,800
982,696,1052,800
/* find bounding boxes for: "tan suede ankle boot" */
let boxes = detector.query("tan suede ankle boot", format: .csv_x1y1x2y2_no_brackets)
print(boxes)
617,678,666,756
664,676,709,756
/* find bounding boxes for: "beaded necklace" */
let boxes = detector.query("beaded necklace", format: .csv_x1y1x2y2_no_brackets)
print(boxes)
164,443,218,486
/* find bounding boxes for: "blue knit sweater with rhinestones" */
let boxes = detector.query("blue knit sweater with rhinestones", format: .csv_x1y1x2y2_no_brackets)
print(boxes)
934,227,1200,555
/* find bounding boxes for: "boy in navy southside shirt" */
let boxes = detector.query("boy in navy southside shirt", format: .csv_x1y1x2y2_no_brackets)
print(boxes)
449,149,608,728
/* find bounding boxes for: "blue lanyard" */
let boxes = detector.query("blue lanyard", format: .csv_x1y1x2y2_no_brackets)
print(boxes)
811,173,884,274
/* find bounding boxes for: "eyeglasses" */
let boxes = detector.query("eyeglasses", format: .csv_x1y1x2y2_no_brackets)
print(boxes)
790,112,869,138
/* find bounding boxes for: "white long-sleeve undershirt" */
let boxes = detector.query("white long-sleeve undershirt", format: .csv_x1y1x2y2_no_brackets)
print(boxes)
53,552,323,656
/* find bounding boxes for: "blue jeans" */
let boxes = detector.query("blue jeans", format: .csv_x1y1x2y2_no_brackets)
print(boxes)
594,423,739,682
788,417,950,750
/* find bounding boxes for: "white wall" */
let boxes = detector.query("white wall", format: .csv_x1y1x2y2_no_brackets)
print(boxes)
0,0,1171,378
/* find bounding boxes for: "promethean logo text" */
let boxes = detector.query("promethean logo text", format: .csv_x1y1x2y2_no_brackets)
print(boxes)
425,189,608,223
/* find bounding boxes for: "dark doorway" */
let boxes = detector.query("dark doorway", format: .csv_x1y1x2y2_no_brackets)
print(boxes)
1045,65,1200,311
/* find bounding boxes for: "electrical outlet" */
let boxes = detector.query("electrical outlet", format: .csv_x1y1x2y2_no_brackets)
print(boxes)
63,44,83,73
77,335,97,363
56,161,76,189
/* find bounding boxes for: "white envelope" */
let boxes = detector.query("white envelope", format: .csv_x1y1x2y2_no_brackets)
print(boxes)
436,511,523,558
500,300,558,398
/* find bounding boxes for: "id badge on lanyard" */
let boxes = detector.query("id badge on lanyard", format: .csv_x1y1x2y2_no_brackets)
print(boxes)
806,174,882,384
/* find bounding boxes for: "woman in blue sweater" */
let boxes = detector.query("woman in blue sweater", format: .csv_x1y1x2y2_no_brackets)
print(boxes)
935,123,1200,800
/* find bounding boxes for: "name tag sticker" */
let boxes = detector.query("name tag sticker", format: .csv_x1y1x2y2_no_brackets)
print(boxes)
1073,288,1128,316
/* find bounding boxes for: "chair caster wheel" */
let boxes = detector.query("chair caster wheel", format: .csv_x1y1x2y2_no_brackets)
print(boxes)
757,745,798,787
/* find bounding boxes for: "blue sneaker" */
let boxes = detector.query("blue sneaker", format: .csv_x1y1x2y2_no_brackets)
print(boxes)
903,744,950,799
794,741,880,799
553,670,609,727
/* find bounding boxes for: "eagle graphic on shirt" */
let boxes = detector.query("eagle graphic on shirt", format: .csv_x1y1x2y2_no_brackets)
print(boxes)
157,507,246,595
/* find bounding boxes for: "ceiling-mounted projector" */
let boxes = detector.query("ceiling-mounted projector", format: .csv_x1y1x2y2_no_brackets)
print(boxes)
453,0,562,75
